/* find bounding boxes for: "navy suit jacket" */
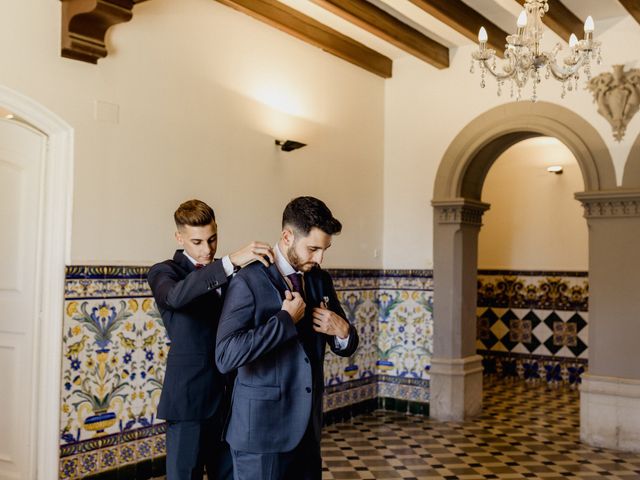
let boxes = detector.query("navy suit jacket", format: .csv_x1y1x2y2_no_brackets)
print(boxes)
215,262,358,453
148,250,231,421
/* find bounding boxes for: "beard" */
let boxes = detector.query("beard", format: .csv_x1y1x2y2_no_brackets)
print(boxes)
286,243,316,272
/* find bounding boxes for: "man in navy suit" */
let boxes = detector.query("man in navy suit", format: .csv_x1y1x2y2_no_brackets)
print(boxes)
148,199,274,480
216,196,359,480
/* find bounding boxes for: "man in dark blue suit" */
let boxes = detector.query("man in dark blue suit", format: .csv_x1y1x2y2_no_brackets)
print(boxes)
148,199,274,480
216,196,359,480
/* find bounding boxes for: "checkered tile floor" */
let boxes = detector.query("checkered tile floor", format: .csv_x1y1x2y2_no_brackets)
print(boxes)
321,379,640,479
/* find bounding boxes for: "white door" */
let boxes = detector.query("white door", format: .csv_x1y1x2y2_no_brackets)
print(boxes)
0,117,46,480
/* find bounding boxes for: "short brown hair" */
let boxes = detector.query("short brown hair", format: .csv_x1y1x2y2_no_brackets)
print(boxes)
282,196,342,236
174,199,216,228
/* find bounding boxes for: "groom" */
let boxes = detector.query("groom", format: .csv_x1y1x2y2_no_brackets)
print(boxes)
216,196,359,480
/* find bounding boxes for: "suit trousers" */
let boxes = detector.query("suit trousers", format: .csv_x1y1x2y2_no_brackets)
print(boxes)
230,422,321,480
166,418,233,480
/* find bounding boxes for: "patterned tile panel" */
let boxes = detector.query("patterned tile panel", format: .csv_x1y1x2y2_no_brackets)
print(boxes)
477,271,589,311
477,306,588,359
60,267,433,479
477,271,590,386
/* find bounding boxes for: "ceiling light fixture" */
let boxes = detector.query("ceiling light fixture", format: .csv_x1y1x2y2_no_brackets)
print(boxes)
471,0,601,101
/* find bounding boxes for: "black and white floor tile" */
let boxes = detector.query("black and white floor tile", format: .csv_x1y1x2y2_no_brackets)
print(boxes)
320,380,640,479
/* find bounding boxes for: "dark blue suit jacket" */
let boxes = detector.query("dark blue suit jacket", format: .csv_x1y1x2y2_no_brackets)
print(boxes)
215,262,358,453
148,250,231,421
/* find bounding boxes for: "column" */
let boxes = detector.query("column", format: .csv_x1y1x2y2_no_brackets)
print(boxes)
430,198,489,421
576,189,640,452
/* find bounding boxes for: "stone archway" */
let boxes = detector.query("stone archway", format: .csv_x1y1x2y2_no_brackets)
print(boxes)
622,131,640,188
429,101,616,422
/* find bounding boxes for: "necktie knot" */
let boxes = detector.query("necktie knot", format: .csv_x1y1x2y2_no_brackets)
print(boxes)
286,273,304,294
195,263,205,270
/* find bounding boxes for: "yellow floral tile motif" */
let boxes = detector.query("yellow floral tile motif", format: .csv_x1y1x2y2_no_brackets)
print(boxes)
60,296,169,445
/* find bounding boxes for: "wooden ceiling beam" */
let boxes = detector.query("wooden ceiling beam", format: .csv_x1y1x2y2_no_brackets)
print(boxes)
60,0,149,64
515,0,584,42
618,0,640,27
408,0,509,56
311,0,448,69
216,0,393,78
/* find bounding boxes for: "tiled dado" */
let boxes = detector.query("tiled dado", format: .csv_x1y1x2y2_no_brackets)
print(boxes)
60,267,434,479
477,270,589,385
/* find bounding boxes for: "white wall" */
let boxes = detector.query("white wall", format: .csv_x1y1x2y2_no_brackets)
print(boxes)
0,0,385,268
478,137,588,270
383,15,640,269
3,1,638,270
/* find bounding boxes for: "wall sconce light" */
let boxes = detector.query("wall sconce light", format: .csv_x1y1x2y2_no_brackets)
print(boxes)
547,165,563,174
275,139,306,152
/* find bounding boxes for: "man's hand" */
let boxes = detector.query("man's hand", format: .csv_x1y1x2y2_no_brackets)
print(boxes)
312,306,349,338
229,241,274,268
282,290,306,324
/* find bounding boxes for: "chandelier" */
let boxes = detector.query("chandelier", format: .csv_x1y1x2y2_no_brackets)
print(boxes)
471,0,601,101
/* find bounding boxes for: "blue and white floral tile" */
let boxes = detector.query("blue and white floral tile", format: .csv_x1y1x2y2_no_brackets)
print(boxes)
378,377,430,403
325,290,378,385
375,290,433,380
59,456,78,480
98,445,119,471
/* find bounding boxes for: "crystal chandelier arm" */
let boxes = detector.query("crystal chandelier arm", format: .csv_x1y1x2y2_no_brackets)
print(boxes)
478,49,532,90
479,58,516,81
545,52,586,81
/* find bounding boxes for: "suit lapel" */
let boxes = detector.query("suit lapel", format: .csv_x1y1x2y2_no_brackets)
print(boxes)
265,263,289,299
173,250,194,275
304,271,321,308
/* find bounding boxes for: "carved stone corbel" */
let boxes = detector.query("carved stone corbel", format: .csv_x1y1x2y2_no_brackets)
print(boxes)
61,0,149,64
587,64,640,142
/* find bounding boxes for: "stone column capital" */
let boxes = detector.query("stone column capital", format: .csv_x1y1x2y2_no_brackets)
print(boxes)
575,189,640,219
431,198,490,226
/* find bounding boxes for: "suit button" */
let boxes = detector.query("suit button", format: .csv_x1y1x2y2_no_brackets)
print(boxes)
304,357,309,364
306,387,311,393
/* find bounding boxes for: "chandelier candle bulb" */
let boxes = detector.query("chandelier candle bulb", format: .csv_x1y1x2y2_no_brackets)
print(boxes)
478,27,488,50
584,16,594,33
569,34,578,49
516,10,527,36
584,16,594,42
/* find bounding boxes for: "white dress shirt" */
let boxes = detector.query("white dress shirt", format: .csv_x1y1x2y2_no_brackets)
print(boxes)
183,251,234,295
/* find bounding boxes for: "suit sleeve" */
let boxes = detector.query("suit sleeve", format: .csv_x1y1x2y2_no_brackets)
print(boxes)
215,274,298,374
325,274,359,357
148,259,228,311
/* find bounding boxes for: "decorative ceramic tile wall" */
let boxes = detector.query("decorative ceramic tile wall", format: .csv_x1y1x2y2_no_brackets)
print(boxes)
477,271,589,385
59,267,434,479
330,270,434,402
59,266,590,478
60,267,167,479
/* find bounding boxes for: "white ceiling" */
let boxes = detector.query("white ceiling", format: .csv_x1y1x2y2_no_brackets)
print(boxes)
561,0,628,21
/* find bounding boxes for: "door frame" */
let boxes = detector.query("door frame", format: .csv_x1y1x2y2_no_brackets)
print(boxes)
0,85,73,479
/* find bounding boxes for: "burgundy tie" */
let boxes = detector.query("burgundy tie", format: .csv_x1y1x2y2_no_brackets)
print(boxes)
195,263,205,270
286,273,304,295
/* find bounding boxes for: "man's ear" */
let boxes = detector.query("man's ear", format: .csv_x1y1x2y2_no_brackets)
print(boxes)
175,230,184,247
282,227,294,247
